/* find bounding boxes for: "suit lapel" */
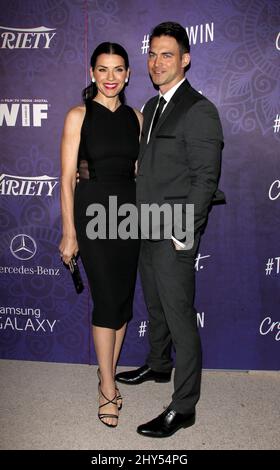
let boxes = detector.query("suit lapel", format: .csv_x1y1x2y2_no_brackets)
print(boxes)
138,96,157,162
152,79,192,136
148,99,175,141
140,80,192,156
139,80,195,167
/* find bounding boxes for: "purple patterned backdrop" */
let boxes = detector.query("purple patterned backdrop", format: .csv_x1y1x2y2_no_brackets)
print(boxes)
0,0,279,370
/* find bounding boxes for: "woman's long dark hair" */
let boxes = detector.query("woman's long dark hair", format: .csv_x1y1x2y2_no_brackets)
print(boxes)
82,42,129,104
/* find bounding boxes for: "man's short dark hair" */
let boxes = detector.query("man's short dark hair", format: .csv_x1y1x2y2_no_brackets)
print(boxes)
150,21,190,54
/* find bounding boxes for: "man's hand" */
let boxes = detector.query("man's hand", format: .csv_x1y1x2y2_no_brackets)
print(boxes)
172,239,185,250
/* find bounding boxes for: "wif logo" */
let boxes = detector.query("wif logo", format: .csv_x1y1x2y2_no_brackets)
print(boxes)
0,25,56,49
0,99,48,127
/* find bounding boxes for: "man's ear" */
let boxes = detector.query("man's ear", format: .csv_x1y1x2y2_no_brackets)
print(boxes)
182,53,190,68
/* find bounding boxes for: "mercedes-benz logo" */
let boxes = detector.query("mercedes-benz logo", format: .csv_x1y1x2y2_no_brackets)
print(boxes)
10,234,37,260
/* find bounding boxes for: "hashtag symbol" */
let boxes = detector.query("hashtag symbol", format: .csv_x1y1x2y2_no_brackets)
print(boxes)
265,258,274,275
141,34,149,54
273,115,280,133
139,321,147,337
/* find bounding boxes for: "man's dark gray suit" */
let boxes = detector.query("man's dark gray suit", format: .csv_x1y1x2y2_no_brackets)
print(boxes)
136,78,224,415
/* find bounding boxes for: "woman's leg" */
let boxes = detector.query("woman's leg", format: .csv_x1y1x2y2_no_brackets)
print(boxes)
93,326,118,426
112,323,127,410
113,322,127,375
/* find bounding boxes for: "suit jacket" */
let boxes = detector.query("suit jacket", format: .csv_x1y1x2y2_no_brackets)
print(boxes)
136,79,225,241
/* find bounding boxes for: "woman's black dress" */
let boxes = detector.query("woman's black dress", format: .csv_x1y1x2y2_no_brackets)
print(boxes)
74,100,140,329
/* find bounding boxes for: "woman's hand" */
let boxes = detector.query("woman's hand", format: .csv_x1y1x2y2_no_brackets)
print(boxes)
59,235,79,265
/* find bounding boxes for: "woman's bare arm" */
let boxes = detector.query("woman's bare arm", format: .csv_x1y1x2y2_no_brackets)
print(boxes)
59,106,85,263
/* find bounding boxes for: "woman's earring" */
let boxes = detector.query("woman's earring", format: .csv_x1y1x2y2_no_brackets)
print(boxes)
91,77,96,83
125,77,129,83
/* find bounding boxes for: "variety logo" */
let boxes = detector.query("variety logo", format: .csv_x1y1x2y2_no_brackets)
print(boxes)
10,234,37,260
0,25,56,49
0,174,59,197
0,99,49,127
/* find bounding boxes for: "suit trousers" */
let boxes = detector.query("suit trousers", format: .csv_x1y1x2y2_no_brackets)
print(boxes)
139,237,202,414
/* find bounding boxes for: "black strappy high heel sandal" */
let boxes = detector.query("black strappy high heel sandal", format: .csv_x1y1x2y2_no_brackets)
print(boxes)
97,368,123,411
98,386,118,428
115,386,123,411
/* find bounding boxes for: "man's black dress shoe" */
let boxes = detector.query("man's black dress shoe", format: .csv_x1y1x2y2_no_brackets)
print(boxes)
115,365,171,385
137,407,195,438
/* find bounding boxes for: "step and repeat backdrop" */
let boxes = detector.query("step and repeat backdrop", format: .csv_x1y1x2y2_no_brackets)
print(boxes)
0,0,279,370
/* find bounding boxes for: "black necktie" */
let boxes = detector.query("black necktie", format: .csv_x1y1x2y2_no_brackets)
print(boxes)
151,96,166,134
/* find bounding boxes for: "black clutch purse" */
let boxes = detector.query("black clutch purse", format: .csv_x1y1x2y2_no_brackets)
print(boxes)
68,256,84,294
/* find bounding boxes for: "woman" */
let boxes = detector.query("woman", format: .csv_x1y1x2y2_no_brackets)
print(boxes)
59,42,142,428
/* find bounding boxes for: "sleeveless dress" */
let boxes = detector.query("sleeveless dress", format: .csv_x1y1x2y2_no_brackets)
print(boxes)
74,100,140,329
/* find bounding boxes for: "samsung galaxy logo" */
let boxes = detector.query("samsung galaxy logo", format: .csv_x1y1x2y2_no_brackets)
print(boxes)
0,25,56,49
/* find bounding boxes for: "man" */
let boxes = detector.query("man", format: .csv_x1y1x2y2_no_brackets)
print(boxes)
115,22,224,438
